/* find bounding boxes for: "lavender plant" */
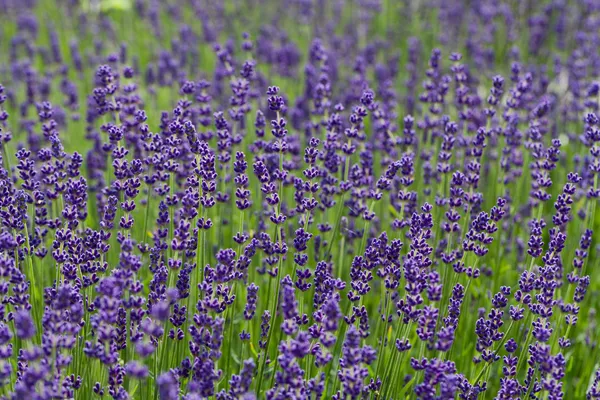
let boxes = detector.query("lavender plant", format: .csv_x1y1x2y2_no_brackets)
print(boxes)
0,0,599,399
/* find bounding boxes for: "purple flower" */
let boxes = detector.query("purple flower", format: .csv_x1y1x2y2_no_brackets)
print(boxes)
14,309,36,340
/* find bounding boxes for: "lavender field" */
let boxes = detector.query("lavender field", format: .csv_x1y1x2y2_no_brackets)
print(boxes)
0,0,599,398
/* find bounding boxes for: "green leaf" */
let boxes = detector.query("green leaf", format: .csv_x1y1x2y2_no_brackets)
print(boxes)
231,350,241,366
101,0,132,11
82,0,132,12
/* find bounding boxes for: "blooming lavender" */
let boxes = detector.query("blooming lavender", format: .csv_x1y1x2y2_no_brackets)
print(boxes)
0,1,599,399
